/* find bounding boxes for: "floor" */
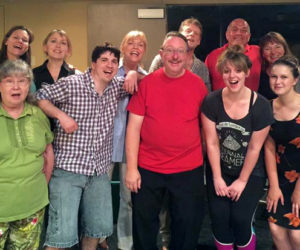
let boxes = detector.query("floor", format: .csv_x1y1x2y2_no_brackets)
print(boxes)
102,196,273,250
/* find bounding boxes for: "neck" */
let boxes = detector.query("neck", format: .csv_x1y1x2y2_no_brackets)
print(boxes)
277,89,298,106
187,49,194,58
123,58,138,73
91,72,109,95
47,58,64,69
224,86,249,101
1,102,24,119
7,52,18,60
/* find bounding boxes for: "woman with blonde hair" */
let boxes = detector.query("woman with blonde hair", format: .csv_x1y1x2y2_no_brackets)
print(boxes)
33,29,79,90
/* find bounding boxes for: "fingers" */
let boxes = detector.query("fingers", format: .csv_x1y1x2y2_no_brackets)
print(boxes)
125,179,141,193
292,203,299,217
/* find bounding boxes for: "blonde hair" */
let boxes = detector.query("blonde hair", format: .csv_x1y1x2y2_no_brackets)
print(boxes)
43,29,72,56
120,30,147,55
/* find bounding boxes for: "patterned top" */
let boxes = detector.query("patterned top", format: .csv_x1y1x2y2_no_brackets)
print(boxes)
36,69,126,176
269,111,300,185
0,103,53,222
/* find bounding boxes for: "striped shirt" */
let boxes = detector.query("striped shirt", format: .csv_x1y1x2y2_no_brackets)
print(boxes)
36,68,126,176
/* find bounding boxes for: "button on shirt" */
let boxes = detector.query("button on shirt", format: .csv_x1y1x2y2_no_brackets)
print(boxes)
36,69,126,176
111,62,147,162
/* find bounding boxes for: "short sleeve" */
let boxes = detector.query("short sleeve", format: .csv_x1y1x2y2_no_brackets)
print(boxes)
252,94,274,131
127,78,147,116
201,90,221,122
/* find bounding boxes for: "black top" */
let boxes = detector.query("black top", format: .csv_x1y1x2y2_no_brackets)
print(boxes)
201,89,274,177
33,60,76,90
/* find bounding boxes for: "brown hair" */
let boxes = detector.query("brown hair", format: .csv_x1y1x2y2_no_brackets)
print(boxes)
217,45,252,74
259,32,292,70
179,17,203,38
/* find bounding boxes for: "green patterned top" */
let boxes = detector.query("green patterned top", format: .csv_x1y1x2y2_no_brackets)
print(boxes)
0,103,53,222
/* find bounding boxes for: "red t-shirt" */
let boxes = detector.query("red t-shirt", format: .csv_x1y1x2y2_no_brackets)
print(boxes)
205,43,262,91
127,68,208,174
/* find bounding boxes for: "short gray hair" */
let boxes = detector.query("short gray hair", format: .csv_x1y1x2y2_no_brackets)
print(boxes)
0,59,33,82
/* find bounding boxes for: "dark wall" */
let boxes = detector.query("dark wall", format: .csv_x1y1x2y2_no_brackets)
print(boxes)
167,4,300,61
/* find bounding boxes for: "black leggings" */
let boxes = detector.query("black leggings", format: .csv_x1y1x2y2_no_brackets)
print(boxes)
206,170,265,246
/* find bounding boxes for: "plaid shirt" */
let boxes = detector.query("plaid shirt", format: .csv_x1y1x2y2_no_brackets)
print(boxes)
36,68,126,176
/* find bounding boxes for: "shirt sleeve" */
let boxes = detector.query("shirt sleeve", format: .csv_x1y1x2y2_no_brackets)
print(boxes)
35,76,70,104
251,94,274,131
148,54,163,73
201,90,219,122
127,78,147,116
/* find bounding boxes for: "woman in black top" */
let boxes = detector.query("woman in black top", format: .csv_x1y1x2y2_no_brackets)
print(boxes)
265,55,300,249
33,29,78,90
201,45,273,250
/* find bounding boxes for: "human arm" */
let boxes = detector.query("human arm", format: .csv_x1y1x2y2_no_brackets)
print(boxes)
292,176,300,217
123,70,146,94
201,113,229,197
228,126,271,201
125,113,144,193
43,144,54,183
38,99,78,133
265,135,284,213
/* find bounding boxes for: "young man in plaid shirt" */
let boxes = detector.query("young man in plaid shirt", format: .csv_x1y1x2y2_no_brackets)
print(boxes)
36,44,131,250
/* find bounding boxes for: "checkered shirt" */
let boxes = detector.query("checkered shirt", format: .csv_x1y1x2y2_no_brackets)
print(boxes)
36,68,126,176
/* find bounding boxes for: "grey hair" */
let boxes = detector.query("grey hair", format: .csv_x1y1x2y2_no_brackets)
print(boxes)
0,59,33,82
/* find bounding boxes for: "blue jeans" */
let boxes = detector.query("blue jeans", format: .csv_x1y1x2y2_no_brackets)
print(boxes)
45,169,113,248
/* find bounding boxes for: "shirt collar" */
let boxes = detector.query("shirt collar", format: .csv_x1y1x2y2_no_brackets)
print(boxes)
0,102,33,119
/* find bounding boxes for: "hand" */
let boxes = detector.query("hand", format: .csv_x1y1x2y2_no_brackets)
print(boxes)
291,189,300,217
58,113,78,133
213,176,229,197
125,168,141,193
227,178,247,201
123,70,138,94
267,186,284,213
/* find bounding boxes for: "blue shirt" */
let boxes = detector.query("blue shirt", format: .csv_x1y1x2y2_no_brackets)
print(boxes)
112,61,147,162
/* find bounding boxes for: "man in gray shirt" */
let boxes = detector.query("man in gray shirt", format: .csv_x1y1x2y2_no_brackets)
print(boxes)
149,17,211,92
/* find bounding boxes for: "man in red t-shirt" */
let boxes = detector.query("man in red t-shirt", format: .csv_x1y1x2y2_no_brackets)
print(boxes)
205,18,261,91
126,31,207,250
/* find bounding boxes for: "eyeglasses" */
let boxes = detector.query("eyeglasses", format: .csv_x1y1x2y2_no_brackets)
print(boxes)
162,48,187,55
1,77,30,87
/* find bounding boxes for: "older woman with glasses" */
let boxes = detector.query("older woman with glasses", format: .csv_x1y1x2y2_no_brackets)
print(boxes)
0,60,53,249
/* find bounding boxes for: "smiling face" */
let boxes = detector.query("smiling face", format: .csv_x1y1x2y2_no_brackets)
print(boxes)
226,19,250,47
262,41,285,65
160,36,188,78
0,74,30,110
180,23,201,51
43,32,70,60
5,29,30,60
122,37,146,66
222,62,249,93
91,51,119,85
269,64,297,96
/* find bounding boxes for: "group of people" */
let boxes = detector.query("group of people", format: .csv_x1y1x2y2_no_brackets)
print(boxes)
0,15,299,250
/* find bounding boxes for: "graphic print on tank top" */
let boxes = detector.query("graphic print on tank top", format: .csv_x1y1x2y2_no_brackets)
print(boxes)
217,121,250,175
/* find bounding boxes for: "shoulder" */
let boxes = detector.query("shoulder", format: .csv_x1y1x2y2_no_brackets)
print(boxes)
33,61,47,74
